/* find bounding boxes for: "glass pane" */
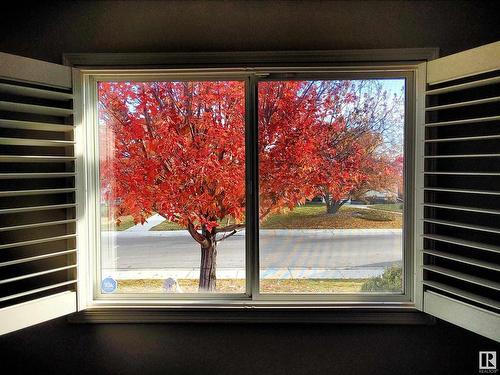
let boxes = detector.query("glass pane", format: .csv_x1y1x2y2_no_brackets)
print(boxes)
98,81,246,294
258,79,405,294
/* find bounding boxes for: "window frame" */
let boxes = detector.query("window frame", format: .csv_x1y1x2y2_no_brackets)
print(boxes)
71,50,435,313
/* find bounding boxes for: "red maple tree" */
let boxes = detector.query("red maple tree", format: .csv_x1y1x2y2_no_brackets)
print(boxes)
99,79,402,291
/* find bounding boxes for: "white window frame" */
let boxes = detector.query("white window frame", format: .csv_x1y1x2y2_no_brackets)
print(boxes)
71,51,433,312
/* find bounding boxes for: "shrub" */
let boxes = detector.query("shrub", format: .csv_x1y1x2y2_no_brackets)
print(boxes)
361,265,402,292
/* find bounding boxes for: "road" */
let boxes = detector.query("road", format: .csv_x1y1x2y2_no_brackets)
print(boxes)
101,230,403,273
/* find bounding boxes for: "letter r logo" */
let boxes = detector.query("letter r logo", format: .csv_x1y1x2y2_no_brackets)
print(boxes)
480,351,497,370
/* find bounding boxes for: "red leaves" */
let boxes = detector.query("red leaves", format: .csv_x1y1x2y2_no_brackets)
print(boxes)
98,79,403,237
99,81,246,233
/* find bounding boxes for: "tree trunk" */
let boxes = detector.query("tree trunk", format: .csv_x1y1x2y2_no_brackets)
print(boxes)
199,234,217,292
326,198,345,214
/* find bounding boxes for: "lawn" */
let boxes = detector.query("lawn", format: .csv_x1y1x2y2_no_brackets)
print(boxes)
260,204,402,229
150,203,402,231
368,203,404,213
115,278,367,293
101,215,137,231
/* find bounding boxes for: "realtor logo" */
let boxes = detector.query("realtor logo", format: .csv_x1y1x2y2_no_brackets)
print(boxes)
480,352,497,373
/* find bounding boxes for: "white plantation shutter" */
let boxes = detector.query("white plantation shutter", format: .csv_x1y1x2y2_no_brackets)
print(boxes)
0,53,77,335
418,42,500,342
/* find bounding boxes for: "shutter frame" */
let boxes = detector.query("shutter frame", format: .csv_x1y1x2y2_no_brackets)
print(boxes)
419,41,500,342
0,52,77,335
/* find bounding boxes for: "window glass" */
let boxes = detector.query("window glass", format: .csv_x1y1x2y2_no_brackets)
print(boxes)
98,81,246,294
258,79,405,294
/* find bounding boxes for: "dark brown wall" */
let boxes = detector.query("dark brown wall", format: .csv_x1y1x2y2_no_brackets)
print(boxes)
0,1,499,374
1,0,499,63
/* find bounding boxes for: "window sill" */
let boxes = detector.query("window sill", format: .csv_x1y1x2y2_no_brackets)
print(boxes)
68,306,434,325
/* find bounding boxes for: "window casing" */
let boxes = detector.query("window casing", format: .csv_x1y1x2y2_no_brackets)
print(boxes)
75,64,422,308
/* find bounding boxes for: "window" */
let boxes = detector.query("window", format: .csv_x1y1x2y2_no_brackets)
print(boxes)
87,70,413,302
98,80,247,295
258,79,405,294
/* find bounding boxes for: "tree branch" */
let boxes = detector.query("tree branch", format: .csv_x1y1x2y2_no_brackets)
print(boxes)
187,221,209,247
216,230,237,242
214,223,245,233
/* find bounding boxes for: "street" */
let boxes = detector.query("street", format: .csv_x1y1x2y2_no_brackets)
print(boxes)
101,229,403,279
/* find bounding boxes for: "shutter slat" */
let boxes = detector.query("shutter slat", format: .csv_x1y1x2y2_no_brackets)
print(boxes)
0,234,76,250
0,188,76,197
424,115,500,127
423,249,500,271
0,265,77,285
0,280,77,303
424,171,500,175
425,76,500,95
423,234,500,254
0,156,76,163
423,265,500,291
0,101,73,116
423,203,500,215
425,134,500,143
423,218,500,234
0,249,77,267
424,154,500,158
423,280,500,310
423,187,500,195
0,119,74,132
0,82,73,101
0,172,75,179
0,203,76,215
0,137,75,146
425,96,500,112
0,219,76,232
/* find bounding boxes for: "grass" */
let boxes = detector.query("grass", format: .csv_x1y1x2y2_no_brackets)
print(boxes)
368,203,404,213
150,216,238,231
101,215,137,231
115,278,367,293
150,220,183,231
148,203,403,231
260,204,402,229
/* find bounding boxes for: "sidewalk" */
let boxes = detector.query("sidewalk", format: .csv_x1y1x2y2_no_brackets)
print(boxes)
125,213,165,232
102,267,387,280
111,228,401,237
